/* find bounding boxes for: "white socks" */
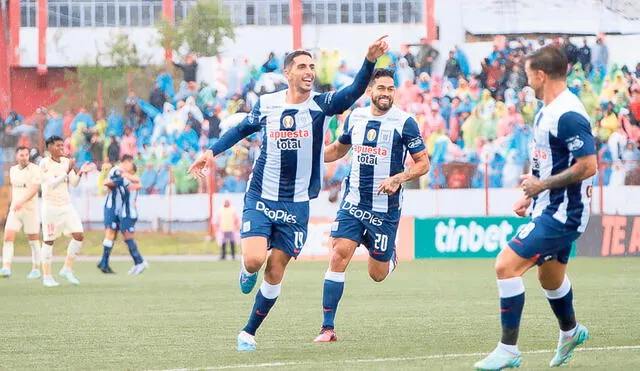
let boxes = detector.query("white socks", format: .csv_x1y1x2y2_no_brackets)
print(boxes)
259,281,281,299
324,270,345,282
497,277,525,298
28,240,42,267
2,241,14,266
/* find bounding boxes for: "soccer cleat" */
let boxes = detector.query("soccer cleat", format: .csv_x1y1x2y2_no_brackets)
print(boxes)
42,276,60,288
131,261,149,276
26,270,42,279
236,331,257,351
239,270,258,294
0,268,12,278
98,264,116,274
549,323,589,367
474,347,522,371
59,269,80,285
313,327,337,343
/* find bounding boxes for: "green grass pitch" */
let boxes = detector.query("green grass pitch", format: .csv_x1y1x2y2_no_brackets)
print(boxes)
1,258,639,370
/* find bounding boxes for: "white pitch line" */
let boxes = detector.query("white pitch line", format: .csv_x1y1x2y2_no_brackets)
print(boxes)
151,344,640,371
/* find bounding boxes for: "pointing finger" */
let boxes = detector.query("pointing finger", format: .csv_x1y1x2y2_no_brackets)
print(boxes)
376,35,389,42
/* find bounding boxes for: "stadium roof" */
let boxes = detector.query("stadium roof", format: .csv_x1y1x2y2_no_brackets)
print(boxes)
460,0,640,35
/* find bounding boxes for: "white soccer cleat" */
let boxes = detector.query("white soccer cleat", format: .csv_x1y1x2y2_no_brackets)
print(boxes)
237,331,257,351
59,269,80,285
42,276,60,288
26,270,42,280
0,267,12,278
133,261,149,275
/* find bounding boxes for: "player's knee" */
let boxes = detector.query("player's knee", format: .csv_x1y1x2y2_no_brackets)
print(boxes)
329,252,350,271
264,264,285,284
494,259,518,279
72,233,84,242
243,255,264,273
368,269,387,283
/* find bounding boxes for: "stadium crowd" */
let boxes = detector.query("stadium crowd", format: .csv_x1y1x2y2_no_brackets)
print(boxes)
2,35,640,194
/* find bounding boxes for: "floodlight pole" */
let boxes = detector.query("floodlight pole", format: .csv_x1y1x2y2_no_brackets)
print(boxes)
290,0,302,50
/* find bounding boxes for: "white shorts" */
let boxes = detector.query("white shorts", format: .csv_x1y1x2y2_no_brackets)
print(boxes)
41,205,84,242
5,208,40,235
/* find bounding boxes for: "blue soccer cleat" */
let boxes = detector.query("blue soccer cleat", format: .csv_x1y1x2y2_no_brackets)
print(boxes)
474,346,522,371
239,269,258,294
549,323,589,367
0,267,12,278
237,331,256,351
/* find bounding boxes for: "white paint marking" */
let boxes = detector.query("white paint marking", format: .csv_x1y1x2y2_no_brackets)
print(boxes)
150,345,640,371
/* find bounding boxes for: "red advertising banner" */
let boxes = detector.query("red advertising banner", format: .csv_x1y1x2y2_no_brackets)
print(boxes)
577,215,640,257
297,216,415,261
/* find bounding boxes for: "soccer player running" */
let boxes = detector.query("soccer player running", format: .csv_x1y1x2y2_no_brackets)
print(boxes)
474,46,596,370
98,156,147,275
188,36,389,352
40,136,92,287
1,147,43,279
313,69,430,343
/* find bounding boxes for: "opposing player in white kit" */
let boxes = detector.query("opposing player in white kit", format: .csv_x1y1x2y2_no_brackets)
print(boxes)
39,136,92,287
313,69,430,342
1,147,43,279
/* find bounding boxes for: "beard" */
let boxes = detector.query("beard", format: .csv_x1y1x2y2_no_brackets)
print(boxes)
533,85,543,100
372,95,393,112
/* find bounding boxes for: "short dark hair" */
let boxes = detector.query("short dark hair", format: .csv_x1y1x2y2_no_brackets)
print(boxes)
16,146,29,153
369,68,395,86
45,135,63,147
121,154,134,162
284,50,313,69
525,46,568,80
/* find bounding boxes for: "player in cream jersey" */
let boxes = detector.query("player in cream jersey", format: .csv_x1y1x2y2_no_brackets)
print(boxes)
1,147,43,279
39,136,92,287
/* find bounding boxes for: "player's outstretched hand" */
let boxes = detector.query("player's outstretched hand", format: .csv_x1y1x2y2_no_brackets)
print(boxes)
377,176,401,196
520,174,545,198
188,150,214,179
513,196,532,217
366,35,389,63
67,158,77,172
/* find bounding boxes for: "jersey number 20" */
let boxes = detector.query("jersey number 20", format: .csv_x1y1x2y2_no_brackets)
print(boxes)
374,233,388,252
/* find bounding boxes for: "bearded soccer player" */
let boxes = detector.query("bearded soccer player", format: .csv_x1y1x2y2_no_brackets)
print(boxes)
40,136,92,287
1,147,43,279
474,46,595,370
189,36,389,351
313,69,430,342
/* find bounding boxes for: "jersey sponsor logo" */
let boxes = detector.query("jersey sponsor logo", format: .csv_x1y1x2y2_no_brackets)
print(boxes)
367,129,377,141
356,153,379,166
243,221,251,232
566,135,584,151
341,201,383,226
256,201,297,223
269,129,310,151
532,149,548,160
407,137,423,149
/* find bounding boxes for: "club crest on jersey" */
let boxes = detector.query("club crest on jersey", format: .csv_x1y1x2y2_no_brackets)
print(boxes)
367,129,377,142
282,115,294,129
380,130,391,143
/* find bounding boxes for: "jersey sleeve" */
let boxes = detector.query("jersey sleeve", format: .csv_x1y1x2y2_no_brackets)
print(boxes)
314,59,376,116
209,99,263,156
557,111,596,158
402,117,426,155
338,114,352,145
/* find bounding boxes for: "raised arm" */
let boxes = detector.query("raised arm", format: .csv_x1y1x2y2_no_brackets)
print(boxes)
320,36,389,115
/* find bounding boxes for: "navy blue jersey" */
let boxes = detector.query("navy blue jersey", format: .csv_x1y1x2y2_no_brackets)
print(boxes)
104,167,124,217
530,90,596,232
210,59,375,202
339,106,425,213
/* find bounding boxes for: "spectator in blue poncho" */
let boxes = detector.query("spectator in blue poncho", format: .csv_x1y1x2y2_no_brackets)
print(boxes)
71,109,95,132
44,116,63,140
156,71,175,99
140,162,158,195
155,165,171,195
106,109,124,137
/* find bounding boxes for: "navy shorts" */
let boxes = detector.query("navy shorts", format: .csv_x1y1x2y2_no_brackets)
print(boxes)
330,200,400,262
120,218,138,234
508,214,581,266
241,195,309,258
104,208,120,231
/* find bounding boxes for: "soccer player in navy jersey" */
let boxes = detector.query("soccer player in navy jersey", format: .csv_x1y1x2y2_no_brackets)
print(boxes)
474,46,596,370
188,36,389,351
312,69,430,343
